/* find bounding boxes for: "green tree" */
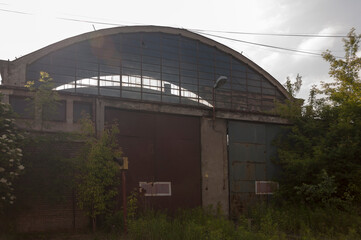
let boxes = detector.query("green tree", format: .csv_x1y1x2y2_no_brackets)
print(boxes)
320,28,361,205
75,117,122,232
275,28,361,207
25,71,59,130
284,74,302,98
0,94,25,212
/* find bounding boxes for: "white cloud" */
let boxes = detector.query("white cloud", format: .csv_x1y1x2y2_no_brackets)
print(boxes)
295,27,338,59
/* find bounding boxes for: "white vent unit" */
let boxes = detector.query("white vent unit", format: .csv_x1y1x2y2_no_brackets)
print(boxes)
139,182,172,196
255,181,279,195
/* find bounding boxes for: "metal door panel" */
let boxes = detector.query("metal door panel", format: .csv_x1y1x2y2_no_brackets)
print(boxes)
232,162,255,181
231,181,255,193
229,143,266,163
105,108,201,211
228,120,282,217
228,121,266,144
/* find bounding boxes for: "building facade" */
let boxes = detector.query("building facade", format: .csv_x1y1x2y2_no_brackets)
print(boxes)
0,26,290,231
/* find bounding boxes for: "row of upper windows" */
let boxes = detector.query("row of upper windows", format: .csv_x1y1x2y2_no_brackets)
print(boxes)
30,33,256,77
41,54,243,80
38,47,245,73
9,96,93,123
25,32,285,113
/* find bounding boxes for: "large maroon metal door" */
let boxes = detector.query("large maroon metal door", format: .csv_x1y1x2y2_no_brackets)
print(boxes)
105,108,201,211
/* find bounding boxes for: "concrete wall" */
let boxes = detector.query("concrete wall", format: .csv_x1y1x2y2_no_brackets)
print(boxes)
0,87,288,134
201,117,229,215
0,86,290,223
0,87,94,133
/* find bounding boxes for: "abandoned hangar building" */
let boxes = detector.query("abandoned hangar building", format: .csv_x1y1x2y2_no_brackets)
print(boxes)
0,26,290,231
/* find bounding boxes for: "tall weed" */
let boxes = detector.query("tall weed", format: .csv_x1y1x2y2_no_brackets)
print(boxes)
126,204,361,240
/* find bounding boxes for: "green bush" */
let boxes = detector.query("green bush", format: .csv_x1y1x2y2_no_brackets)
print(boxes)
249,203,361,239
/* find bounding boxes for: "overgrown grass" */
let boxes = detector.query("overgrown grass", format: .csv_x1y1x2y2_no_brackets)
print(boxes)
128,207,274,240
2,205,361,240
127,205,361,240
249,203,361,240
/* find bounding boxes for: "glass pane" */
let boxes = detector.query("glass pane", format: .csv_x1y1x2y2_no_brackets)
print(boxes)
180,37,197,49
180,50,197,61
142,92,161,102
163,66,179,75
143,77,161,92
122,60,141,69
122,75,141,88
248,79,261,87
232,83,247,92
162,95,180,104
122,89,141,100
198,64,214,74
73,101,93,122
162,58,179,68
198,55,214,66
180,61,197,70
162,34,179,47
180,69,197,78
199,72,214,83
76,86,98,95
100,87,121,97
121,33,141,48
215,67,229,77
142,48,162,58
121,53,141,62
181,75,198,84
199,78,213,87
9,96,34,119
122,67,141,77
142,63,160,72
77,61,98,71
248,86,261,93
143,70,161,80
162,49,179,60
232,59,247,72
142,55,161,65
215,51,229,63
42,100,66,122
263,88,275,95
248,73,262,81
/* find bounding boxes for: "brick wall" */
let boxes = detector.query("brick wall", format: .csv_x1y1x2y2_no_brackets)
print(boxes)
15,193,89,232
8,137,90,233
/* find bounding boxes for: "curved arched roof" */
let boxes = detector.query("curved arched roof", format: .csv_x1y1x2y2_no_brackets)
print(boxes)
2,25,291,114
11,25,289,99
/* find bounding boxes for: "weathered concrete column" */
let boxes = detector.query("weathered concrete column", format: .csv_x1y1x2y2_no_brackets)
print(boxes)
201,117,229,215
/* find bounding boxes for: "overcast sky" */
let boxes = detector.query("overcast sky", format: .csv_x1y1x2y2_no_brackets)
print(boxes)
1,0,360,99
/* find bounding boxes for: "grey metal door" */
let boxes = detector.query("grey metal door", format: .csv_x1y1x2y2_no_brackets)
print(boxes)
228,121,282,218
